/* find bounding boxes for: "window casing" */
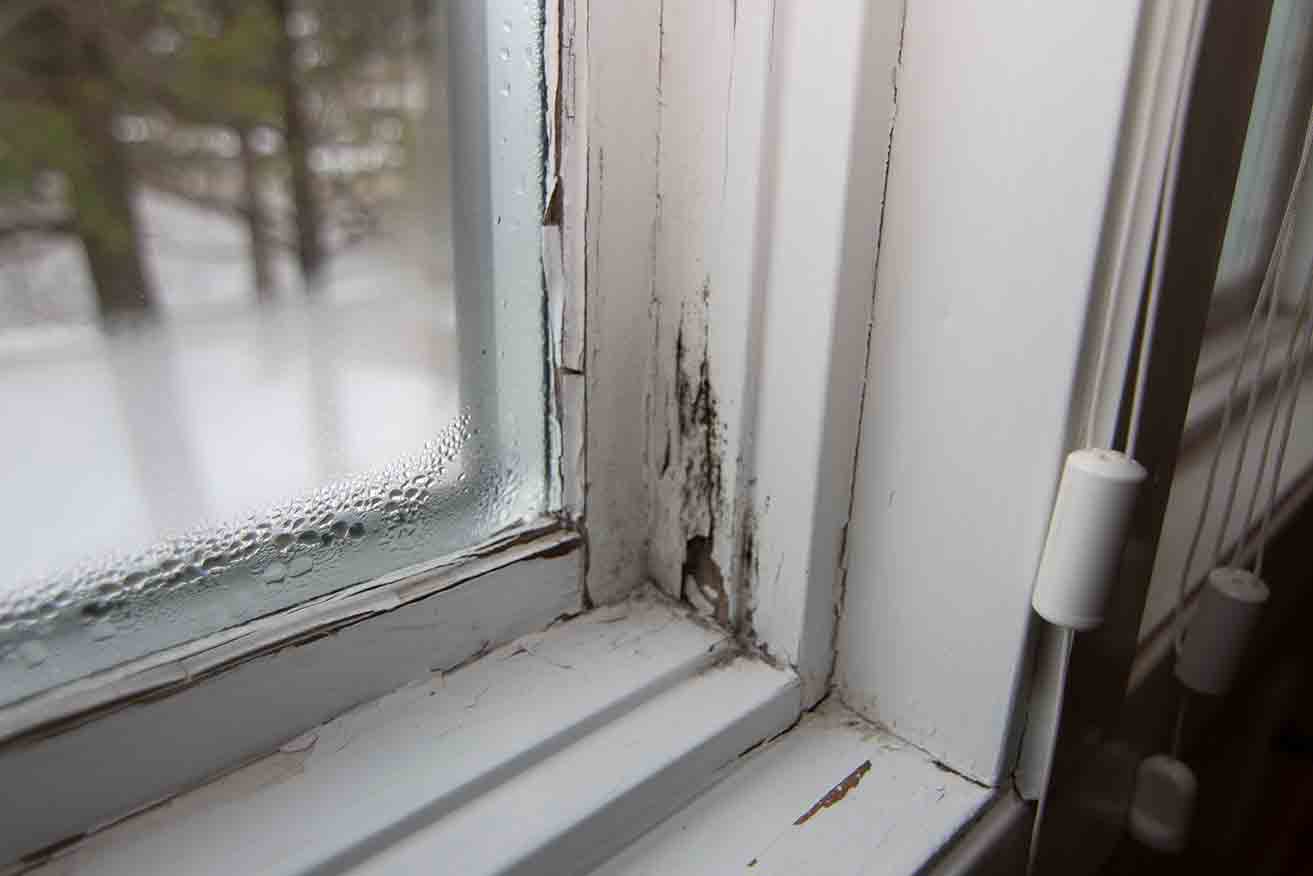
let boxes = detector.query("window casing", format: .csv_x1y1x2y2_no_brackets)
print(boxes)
5,2,1292,874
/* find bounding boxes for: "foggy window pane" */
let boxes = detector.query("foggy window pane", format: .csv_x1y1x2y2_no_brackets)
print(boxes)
0,0,548,704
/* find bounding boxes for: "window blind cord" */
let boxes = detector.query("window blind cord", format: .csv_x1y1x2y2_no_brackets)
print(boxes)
1255,279,1313,576
1082,32,1176,451
1209,110,1313,569
1124,0,1209,459
1173,279,1268,653
1233,264,1313,570
1211,244,1301,567
1173,103,1313,656
1124,193,1172,459
1032,8,1204,872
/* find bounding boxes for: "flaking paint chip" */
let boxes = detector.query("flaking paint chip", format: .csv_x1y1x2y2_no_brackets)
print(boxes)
793,759,872,826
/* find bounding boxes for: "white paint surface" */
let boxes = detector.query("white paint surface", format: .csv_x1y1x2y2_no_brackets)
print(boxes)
23,599,799,876
351,654,798,876
837,0,1143,783
742,0,903,705
2,532,582,865
593,700,992,876
582,0,662,603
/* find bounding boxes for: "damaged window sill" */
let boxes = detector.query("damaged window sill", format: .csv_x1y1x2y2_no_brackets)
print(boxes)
24,598,992,876
593,700,995,876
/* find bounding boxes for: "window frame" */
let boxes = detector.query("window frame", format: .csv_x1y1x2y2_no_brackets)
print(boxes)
4,1,1278,872
1209,0,1313,331
3,0,899,860
1016,1,1313,872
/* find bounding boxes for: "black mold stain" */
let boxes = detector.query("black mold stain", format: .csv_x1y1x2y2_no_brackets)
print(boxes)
673,282,728,626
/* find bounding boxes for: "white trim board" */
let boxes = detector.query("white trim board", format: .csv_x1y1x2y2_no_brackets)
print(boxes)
836,0,1146,784
20,597,800,876
578,0,904,710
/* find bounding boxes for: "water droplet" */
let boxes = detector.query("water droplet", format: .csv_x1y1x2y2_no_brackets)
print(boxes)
499,83,511,98
81,600,111,619
18,641,48,668
499,48,511,62
502,18,513,32
297,531,319,545
263,562,287,583
274,532,294,549
287,556,313,578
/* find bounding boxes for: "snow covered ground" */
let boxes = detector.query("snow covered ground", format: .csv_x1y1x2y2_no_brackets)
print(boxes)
0,190,461,594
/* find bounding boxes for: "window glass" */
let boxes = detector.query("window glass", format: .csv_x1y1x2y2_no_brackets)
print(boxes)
0,0,548,705
1213,0,1313,321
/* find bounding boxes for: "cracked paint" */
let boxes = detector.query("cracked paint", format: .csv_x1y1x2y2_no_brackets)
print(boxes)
792,759,872,826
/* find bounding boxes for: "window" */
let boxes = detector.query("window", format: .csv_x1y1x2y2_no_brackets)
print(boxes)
1211,0,1313,330
1145,0,1313,642
0,1,550,704
5,3,1275,874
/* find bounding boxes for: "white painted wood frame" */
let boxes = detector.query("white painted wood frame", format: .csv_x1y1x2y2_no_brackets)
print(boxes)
582,0,905,708
836,0,1156,786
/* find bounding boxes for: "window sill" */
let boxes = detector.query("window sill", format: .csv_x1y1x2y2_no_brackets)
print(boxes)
22,596,993,876
2,523,585,865
595,701,994,876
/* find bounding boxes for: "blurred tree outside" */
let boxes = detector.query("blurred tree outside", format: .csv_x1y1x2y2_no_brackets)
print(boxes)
0,3,159,320
0,0,435,326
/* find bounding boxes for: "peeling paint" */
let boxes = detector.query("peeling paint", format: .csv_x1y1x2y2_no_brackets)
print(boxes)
642,0,752,640
682,535,728,626
792,759,872,826
670,293,726,616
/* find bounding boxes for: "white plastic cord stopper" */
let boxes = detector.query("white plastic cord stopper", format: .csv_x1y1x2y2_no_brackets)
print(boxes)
1031,449,1147,631
1128,754,1197,853
1175,567,1268,695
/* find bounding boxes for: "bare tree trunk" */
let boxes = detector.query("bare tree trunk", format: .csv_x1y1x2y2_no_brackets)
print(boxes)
239,126,275,301
269,0,326,290
71,128,155,321
62,28,155,321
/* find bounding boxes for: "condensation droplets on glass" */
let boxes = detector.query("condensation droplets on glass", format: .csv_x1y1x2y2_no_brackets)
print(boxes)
0,0,550,705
